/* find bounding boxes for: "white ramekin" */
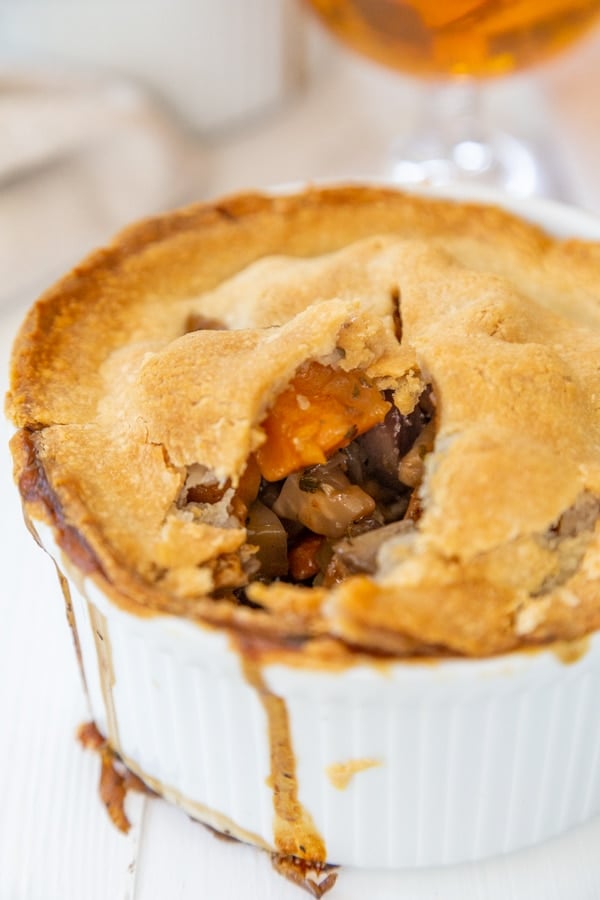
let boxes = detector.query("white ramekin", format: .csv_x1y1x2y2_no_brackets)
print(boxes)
0,0,306,133
26,189,600,869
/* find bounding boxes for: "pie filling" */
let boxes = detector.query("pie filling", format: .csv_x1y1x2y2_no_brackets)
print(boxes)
180,361,435,593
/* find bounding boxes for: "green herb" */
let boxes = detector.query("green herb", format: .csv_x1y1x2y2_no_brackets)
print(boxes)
299,473,321,493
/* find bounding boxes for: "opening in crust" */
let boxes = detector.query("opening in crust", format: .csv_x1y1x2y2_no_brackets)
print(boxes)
178,360,436,594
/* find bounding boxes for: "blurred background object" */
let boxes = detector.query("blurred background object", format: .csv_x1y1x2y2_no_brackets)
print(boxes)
0,0,307,303
0,3,599,315
304,0,600,194
0,71,203,300
0,0,306,133
305,0,600,78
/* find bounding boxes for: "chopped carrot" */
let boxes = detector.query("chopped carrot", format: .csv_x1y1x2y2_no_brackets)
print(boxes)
289,533,324,582
256,362,390,481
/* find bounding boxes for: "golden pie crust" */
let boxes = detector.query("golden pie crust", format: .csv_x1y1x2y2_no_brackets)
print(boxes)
7,185,600,658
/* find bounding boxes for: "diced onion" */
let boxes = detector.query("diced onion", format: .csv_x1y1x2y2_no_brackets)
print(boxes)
246,501,288,578
273,468,375,539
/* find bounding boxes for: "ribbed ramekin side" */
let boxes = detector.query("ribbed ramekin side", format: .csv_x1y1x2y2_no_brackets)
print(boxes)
64,573,275,848
41,520,600,870
268,654,600,868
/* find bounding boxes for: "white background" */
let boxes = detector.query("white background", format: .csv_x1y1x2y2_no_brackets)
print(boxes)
1,15,600,900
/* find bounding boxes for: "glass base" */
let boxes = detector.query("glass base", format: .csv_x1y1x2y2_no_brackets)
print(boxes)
390,130,564,198
387,80,571,200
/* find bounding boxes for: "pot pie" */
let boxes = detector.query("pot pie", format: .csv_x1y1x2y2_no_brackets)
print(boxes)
6,186,600,873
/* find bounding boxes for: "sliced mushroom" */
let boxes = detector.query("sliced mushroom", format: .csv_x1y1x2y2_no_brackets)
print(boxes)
325,520,414,583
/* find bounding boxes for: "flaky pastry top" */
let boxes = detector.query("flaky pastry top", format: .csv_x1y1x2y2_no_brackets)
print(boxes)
7,186,600,658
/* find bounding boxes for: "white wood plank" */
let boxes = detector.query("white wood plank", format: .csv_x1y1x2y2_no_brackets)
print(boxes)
133,799,302,900
0,307,142,900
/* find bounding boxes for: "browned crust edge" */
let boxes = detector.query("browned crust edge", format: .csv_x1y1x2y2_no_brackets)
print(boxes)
6,184,600,662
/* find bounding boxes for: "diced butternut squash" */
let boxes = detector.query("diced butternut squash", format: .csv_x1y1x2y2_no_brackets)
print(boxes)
256,362,390,481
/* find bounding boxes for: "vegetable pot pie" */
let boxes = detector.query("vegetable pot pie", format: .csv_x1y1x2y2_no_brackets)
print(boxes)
8,186,600,658
6,186,600,875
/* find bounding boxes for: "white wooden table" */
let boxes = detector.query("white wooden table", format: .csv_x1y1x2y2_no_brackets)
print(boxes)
1,30,600,899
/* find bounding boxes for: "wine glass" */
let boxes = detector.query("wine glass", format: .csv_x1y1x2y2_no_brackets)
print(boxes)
304,0,600,196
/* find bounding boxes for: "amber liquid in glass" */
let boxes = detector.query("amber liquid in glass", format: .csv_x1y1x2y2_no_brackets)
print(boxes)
306,0,600,77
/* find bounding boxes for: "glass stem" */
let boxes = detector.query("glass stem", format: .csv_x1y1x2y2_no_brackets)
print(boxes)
390,78,559,196
431,80,493,173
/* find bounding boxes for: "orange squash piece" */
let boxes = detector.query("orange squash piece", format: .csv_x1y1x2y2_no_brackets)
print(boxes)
256,362,390,481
